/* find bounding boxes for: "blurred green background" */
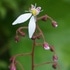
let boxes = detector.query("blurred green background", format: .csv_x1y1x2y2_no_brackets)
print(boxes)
0,0,70,70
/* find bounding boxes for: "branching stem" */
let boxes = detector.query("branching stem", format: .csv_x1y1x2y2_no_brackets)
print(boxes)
10,14,59,70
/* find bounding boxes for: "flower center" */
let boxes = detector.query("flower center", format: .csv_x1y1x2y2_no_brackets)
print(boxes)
31,9,38,16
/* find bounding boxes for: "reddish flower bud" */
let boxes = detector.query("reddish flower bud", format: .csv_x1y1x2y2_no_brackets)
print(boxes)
9,63,16,70
43,42,50,50
53,55,58,62
41,15,48,21
52,62,57,69
52,21,58,27
15,35,19,43
50,46,55,52
31,36,37,40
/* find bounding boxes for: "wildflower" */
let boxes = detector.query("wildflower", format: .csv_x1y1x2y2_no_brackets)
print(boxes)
12,4,42,38
43,42,50,50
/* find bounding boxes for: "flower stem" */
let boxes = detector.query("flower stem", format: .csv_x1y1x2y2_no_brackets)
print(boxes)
34,61,54,67
16,60,24,70
11,53,31,63
46,15,53,21
14,53,31,58
37,14,54,21
31,40,36,70
36,24,46,42
16,26,28,35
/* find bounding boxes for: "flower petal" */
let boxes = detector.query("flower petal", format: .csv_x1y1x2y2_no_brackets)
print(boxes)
28,16,36,38
12,13,32,25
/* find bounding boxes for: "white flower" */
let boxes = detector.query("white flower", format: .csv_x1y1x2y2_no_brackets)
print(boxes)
12,4,42,38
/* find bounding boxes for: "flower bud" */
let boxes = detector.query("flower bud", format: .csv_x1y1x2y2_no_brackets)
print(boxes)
52,62,57,69
43,42,50,50
15,35,19,43
53,55,58,62
52,21,58,27
31,36,37,40
41,15,48,21
9,63,16,70
50,46,55,52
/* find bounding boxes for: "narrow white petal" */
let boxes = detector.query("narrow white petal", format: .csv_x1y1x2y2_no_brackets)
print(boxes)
28,16,36,38
12,13,32,25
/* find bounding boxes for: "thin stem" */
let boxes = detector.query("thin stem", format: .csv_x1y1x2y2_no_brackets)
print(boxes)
14,52,31,58
36,24,46,42
34,61,54,67
35,43,43,46
31,40,36,70
37,15,47,21
46,15,53,21
57,63,61,70
37,14,54,21
16,26,28,35
16,61,24,70
12,53,31,63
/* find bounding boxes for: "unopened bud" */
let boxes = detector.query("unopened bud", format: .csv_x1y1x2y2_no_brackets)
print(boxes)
9,63,16,70
31,36,36,40
42,15,48,21
52,21,58,27
43,42,50,50
53,55,58,62
15,35,19,43
50,46,55,52
52,62,57,69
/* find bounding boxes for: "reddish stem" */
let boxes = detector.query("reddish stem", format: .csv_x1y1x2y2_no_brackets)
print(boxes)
36,24,46,42
11,14,59,70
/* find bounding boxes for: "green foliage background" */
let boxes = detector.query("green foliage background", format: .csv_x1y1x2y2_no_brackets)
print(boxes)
0,0,70,70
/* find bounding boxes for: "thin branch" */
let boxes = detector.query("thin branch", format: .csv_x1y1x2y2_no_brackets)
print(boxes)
35,43,43,46
36,24,46,42
46,15,53,21
16,26,28,35
14,52,31,59
34,61,54,67
37,15,47,21
16,60,24,70
37,14,54,21
12,52,31,63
